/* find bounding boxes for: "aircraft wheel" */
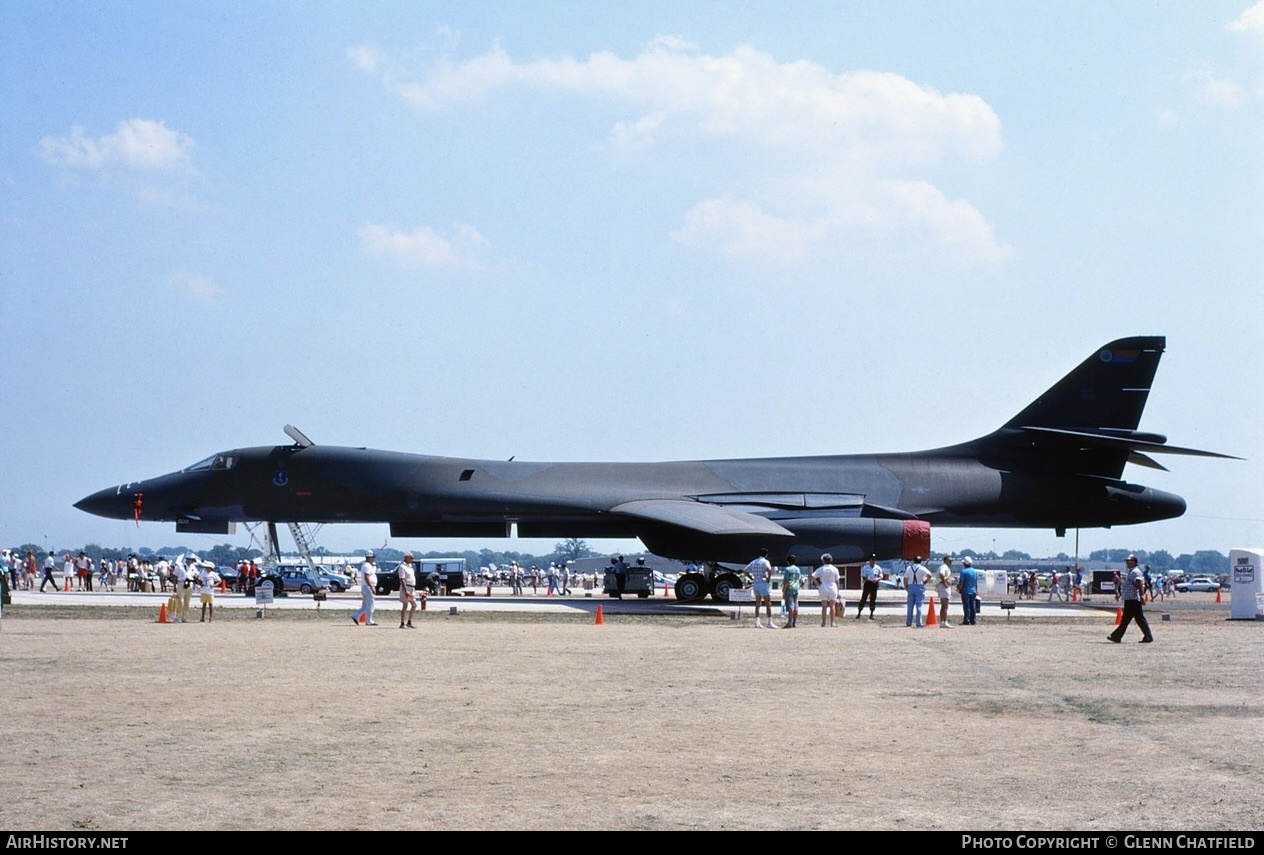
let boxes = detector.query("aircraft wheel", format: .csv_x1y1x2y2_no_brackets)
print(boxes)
638,591,649,598
711,574,739,602
674,574,705,601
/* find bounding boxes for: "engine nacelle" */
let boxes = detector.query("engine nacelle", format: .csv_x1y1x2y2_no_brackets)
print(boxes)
779,518,930,565
639,517,930,565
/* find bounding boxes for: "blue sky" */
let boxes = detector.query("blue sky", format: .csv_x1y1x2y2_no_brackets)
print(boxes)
3,1,1261,560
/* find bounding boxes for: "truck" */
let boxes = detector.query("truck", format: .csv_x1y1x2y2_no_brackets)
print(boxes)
374,558,471,596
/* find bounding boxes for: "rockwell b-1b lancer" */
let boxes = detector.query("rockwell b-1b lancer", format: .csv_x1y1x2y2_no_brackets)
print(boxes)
76,336,1235,601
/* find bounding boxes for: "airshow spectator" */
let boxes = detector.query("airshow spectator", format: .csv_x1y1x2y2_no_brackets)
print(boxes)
812,554,841,628
958,557,979,626
398,552,418,629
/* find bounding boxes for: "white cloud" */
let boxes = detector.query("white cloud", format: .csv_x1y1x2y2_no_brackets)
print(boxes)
671,195,820,266
1198,75,1248,107
346,44,380,74
1182,66,1252,109
672,182,1007,268
1230,2,1264,34
38,119,194,171
356,37,1007,269
369,40,1000,165
876,180,1009,266
359,222,489,269
169,271,224,303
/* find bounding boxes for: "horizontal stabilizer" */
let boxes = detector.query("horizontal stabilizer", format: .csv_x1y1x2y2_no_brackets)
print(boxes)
1018,426,1241,460
611,499,794,537
1126,451,1168,472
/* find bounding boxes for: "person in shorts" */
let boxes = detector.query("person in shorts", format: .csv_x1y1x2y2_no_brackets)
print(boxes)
780,554,802,628
398,552,418,628
812,554,840,628
744,548,775,628
198,562,220,622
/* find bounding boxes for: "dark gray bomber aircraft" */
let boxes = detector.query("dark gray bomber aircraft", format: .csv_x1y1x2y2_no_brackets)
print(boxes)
77,336,1234,600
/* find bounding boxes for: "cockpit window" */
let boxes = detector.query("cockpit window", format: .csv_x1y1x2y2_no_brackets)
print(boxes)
183,455,237,472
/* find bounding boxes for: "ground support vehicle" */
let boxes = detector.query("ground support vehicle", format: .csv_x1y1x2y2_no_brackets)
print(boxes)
603,566,657,598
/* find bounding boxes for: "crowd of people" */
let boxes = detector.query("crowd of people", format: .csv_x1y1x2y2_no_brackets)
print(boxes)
3,548,243,598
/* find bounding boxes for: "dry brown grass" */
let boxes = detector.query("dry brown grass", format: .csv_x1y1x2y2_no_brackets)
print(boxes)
1,600,1260,830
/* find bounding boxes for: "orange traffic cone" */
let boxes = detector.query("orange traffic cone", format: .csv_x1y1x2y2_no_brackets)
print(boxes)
664,582,670,597
1215,587,1222,604
1114,607,1123,625
1072,586,1080,602
926,596,939,627
594,605,604,625
156,602,170,623
63,576,70,592
219,578,227,594
356,601,366,624
420,593,427,611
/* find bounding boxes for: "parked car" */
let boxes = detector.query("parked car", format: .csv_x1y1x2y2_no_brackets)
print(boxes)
258,564,328,594
317,568,351,592
1175,577,1221,593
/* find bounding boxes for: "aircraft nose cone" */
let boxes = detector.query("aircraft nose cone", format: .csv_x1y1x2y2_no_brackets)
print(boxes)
74,487,128,520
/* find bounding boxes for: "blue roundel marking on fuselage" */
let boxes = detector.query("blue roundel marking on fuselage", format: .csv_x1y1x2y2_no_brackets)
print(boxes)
273,471,288,487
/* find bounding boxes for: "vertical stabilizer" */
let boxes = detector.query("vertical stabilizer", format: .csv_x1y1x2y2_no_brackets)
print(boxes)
1003,336,1165,433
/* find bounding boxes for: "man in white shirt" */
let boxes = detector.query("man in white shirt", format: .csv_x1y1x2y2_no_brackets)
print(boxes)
857,555,882,620
351,550,379,626
935,555,954,627
744,548,775,628
40,551,59,592
173,557,193,623
904,557,931,628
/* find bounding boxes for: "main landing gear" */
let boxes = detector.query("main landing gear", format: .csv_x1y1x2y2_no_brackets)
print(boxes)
673,563,743,603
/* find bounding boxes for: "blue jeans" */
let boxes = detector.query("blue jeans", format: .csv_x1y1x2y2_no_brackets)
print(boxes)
961,591,978,625
906,584,925,626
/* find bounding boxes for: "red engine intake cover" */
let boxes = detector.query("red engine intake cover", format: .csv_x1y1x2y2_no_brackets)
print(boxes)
902,520,931,560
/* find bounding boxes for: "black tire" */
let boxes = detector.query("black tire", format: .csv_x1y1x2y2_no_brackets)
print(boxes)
638,591,650,598
674,574,705,601
712,574,739,602
300,584,312,594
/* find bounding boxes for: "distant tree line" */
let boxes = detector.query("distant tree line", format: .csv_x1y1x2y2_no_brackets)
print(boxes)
10,536,600,571
12,539,1228,574
954,547,1229,574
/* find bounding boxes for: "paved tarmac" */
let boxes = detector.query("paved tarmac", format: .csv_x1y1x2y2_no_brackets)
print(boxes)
6,585,1113,620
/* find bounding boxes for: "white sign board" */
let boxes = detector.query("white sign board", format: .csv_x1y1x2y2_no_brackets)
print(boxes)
255,580,275,606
